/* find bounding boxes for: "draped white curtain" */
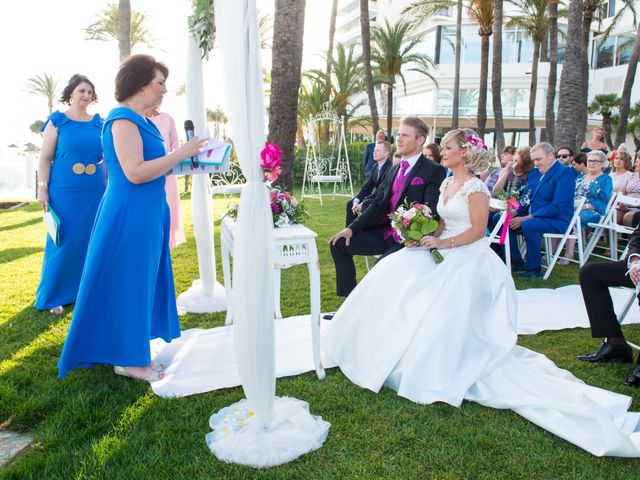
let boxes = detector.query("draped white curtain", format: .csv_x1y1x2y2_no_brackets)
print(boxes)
177,36,226,314
206,0,329,467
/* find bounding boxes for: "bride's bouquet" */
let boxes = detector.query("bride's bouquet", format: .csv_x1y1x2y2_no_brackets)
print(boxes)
495,183,530,245
388,201,443,263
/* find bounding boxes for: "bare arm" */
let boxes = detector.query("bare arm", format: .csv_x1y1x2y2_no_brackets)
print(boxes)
37,122,58,212
112,119,207,185
492,167,511,195
420,192,489,249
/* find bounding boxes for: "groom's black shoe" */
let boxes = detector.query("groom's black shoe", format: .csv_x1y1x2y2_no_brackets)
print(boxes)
624,364,640,387
518,268,543,279
511,259,526,273
322,313,335,321
578,341,633,363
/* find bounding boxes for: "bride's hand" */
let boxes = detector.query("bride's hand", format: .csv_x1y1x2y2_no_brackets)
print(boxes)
405,239,419,248
420,236,439,249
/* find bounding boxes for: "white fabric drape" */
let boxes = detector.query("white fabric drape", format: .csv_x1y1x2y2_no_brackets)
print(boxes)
207,0,329,467
177,36,226,313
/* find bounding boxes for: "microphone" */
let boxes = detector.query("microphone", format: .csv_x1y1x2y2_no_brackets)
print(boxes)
184,120,198,168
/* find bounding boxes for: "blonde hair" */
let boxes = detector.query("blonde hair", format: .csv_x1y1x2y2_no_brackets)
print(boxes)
441,128,492,172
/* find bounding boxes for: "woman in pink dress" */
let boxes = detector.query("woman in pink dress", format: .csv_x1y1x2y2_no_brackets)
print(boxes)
146,108,186,248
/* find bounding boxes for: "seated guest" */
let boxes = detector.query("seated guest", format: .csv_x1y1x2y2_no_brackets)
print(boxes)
617,157,640,226
363,129,388,179
346,141,392,226
491,146,533,197
485,145,516,192
571,153,588,178
555,146,573,168
581,126,609,156
329,116,446,297
422,143,442,164
562,150,613,263
610,150,633,193
504,142,576,278
578,227,640,387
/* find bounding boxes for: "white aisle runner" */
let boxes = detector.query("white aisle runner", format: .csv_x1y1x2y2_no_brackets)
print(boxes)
151,286,640,398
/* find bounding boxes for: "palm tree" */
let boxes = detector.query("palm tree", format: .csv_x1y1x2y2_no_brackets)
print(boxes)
268,0,306,190
545,0,559,144
297,81,328,146
614,6,640,147
588,94,621,150
118,0,131,61
371,19,437,136
24,73,60,115
507,0,549,146
258,12,273,49
360,0,380,135
84,2,153,60
492,0,505,153
207,106,228,139
322,0,339,143
403,0,462,129
555,0,583,148
623,101,640,151
468,0,494,138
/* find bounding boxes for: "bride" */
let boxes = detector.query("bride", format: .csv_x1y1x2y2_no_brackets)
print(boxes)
323,128,640,457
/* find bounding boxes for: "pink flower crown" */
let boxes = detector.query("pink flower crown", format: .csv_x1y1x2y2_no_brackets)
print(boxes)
461,135,488,151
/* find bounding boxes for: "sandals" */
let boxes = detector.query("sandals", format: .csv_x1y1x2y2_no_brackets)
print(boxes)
49,306,64,315
114,366,165,382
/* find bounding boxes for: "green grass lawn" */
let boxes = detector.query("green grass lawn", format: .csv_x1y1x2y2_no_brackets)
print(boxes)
1,195,639,479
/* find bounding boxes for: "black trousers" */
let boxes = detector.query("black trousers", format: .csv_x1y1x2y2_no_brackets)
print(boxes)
330,227,402,296
345,200,357,227
579,260,637,338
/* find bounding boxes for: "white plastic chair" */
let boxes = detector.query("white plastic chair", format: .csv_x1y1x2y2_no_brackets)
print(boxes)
614,287,640,352
542,196,586,280
487,198,511,270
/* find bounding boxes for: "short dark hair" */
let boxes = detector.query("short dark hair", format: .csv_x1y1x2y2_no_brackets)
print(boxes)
573,152,587,165
115,54,169,102
555,146,574,156
400,116,429,144
60,74,97,105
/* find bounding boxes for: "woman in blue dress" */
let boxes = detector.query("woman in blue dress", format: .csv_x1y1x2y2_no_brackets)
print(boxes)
35,74,106,315
57,55,207,382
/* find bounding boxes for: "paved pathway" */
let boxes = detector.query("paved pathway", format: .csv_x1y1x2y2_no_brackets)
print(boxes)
0,431,33,468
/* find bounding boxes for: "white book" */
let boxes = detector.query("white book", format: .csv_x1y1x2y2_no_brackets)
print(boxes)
43,208,60,246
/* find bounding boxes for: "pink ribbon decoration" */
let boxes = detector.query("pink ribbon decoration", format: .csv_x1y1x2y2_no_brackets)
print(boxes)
499,198,520,245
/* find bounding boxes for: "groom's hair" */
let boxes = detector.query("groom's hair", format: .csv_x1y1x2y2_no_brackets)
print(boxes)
400,117,429,145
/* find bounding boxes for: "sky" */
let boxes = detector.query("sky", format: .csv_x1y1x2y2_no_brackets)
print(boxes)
0,0,332,147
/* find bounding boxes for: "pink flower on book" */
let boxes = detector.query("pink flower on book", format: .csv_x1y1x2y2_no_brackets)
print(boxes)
410,177,424,186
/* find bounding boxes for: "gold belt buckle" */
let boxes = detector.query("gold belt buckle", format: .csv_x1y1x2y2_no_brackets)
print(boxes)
72,163,96,175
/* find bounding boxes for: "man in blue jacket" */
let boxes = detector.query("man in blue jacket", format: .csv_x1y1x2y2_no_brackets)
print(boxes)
363,129,388,179
508,142,576,278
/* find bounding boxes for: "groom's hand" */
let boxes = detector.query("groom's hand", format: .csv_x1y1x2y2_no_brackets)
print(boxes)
330,227,353,246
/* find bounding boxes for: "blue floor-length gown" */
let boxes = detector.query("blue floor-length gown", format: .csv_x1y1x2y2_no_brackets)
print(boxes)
57,107,180,378
35,111,106,310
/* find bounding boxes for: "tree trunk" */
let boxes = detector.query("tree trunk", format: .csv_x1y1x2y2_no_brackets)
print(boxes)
545,0,558,144
603,114,614,150
576,6,594,147
360,0,380,135
615,24,640,147
386,85,394,138
118,0,131,62
452,0,462,129
477,33,490,138
268,0,306,190
528,40,540,146
555,0,583,149
323,0,338,143
492,0,505,153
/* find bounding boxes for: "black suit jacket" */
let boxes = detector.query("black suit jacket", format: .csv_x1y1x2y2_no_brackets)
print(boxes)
349,155,446,234
626,228,640,259
354,159,391,205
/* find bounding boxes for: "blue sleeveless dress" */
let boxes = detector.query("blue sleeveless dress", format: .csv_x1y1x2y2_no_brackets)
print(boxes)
35,111,106,310
57,107,180,378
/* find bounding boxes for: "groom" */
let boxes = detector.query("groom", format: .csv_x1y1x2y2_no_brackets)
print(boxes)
329,116,446,297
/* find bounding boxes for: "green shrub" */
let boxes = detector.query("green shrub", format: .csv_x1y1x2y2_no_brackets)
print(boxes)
292,141,370,189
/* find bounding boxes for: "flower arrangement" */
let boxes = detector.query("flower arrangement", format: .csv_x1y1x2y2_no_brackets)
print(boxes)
495,183,530,245
260,141,282,182
225,186,309,228
388,201,443,263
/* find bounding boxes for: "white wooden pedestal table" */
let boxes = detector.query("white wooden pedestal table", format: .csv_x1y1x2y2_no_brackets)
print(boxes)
221,218,325,380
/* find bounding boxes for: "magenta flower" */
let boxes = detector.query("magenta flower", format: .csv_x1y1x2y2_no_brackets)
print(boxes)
261,142,282,170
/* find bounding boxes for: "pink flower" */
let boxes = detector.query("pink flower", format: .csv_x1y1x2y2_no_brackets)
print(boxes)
260,142,282,170
265,165,281,182
422,205,432,217
270,188,279,201
402,218,410,228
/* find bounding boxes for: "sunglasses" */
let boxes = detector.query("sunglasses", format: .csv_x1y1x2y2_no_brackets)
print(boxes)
588,159,604,163
556,154,571,159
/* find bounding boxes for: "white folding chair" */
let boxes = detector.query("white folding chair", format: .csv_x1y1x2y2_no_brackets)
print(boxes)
584,193,639,261
583,192,617,261
615,286,640,351
542,196,586,280
487,198,511,270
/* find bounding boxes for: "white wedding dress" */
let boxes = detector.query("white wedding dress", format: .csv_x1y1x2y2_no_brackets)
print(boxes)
323,177,640,457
